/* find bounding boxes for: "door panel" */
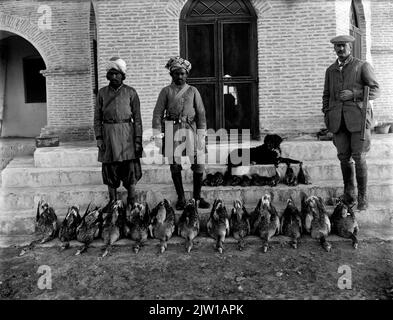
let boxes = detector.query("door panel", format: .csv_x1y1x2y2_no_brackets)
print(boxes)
187,24,215,78
192,83,217,131
222,23,251,77
223,83,251,130
180,0,258,137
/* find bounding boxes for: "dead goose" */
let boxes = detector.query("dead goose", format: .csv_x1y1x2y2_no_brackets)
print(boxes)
331,198,359,249
58,205,82,251
19,199,58,256
177,199,200,253
101,200,125,257
230,199,251,251
124,202,151,253
281,198,302,249
207,198,230,253
75,203,102,256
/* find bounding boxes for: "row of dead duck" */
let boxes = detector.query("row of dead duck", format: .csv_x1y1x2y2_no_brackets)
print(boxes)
19,192,358,257
202,163,311,187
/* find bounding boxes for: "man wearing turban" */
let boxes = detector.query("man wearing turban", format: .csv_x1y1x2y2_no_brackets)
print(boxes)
152,56,210,210
94,57,143,208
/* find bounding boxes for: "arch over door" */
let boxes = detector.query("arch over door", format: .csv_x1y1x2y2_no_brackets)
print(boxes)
180,0,259,139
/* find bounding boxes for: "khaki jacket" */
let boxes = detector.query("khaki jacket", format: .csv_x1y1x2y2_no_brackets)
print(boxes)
152,83,207,159
322,56,380,133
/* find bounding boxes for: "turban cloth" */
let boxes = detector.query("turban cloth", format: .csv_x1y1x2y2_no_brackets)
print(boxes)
105,57,127,75
165,56,192,73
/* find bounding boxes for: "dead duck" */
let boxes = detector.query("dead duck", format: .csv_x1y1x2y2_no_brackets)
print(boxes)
301,193,331,252
281,198,302,249
150,199,176,253
230,199,251,250
268,166,281,187
331,198,359,249
177,199,200,253
101,200,125,257
297,162,312,184
251,194,280,253
284,163,298,186
207,198,230,253
58,205,82,251
19,199,59,256
75,203,103,255
123,202,151,253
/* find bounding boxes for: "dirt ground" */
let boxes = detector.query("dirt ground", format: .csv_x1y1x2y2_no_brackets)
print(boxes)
0,239,392,301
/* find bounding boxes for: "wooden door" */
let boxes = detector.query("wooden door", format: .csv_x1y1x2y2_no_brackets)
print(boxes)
180,0,259,139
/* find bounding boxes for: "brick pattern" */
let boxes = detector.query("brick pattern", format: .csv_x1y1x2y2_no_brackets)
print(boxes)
370,0,393,124
1,0,392,140
257,0,337,135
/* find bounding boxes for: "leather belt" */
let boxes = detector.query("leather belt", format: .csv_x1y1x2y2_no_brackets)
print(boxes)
165,115,194,124
103,118,133,124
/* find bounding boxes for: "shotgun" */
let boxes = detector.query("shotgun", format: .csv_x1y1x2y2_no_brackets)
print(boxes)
360,86,370,141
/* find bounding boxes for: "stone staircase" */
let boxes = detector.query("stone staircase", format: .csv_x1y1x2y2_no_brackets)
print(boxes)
0,138,35,184
1,134,393,245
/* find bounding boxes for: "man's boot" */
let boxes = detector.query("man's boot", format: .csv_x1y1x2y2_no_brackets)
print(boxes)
356,161,368,210
105,186,117,210
340,161,356,205
171,172,186,210
193,172,210,209
127,185,137,208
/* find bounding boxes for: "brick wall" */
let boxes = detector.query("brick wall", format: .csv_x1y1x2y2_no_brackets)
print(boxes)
370,0,393,124
1,0,392,140
0,0,94,141
256,0,337,136
95,0,184,137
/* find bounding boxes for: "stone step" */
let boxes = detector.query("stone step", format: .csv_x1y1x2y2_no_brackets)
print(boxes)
1,201,392,237
3,156,393,188
0,138,36,185
32,134,393,168
1,179,392,212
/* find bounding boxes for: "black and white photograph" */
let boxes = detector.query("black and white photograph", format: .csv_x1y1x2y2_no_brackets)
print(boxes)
0,0,392,307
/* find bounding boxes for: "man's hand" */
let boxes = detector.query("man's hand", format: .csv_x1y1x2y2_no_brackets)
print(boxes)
151,133,164,150
97,139,105,152
339,89,354,102
135,136,143,158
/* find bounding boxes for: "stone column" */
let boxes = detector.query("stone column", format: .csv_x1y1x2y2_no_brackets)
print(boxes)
0,43,7,136
40,67,95,141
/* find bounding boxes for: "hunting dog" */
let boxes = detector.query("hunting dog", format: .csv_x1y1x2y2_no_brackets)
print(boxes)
226,134,301,174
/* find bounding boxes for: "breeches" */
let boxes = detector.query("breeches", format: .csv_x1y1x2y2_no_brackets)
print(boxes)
102,159,142,189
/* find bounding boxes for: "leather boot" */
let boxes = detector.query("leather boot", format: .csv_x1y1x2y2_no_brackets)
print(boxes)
340,161,356,205
171,172,186,210
127,185,136,208
193,172,210,209
105,186,117,210
356,161,368,210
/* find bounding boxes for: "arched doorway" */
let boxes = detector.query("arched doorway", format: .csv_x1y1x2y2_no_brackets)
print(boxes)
0,31,47,137
180,0,258,139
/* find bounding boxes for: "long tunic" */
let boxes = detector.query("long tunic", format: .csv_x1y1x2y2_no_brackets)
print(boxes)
322,56,380,133
94,84,142,163
152,83,207,159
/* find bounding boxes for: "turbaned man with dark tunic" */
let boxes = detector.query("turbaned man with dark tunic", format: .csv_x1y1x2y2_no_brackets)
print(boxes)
94,57,143,208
